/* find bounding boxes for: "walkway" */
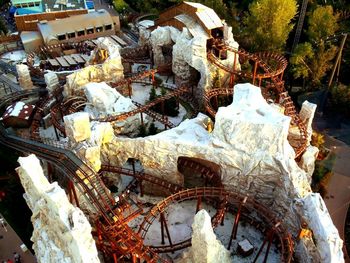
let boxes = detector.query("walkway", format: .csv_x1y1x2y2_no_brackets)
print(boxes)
323,135,350,263
0,215,36,263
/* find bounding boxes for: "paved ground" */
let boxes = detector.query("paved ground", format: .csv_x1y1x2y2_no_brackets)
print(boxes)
0,215,36,263
322,135,350,262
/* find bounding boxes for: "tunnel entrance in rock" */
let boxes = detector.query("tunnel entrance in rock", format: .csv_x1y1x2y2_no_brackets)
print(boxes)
177,157,221,188
161,43,174,65
188,65,201,88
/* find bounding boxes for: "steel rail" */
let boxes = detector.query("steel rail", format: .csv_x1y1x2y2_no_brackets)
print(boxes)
0,89,166,263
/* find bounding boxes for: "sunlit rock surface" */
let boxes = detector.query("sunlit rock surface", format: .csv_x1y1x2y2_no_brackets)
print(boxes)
298,193,344,263
64,82,341,262
65,37,124,96
64,112,91,143
16,154,100,263
177,209,231,263
83,82,142,135
141,21,239,105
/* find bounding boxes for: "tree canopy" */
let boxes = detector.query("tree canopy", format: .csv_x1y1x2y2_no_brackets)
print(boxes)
290,42,314,80
307,5,339,43
243,0,298,52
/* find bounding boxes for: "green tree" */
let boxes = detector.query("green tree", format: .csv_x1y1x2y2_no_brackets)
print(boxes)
309,41,337,85
113,0,129,13
243,0,298,52
290,42,315,80
138,125,147,137
148,122,158,135
149,86,157,101
307,5,339,43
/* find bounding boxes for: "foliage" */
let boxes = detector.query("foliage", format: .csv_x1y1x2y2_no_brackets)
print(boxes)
149,86,157,101
308,41,337,86
329,83,350,117
289,5,339,86
0,18,8,35
307,5,339,43
242,0,298,52
113,0,129,13
312,152,336,198
138,124,147,137
126,0,181,14
311,131,325,149
148,86,179,117
290,42,314,80
211,69,221,89
148,122,158,135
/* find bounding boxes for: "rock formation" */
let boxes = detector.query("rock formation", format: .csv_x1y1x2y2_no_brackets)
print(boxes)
16,154,100,263
44,72,59,93
62,82,343,262
177,209,231,263
16,64,33,90
83,82,142,136
65,37,124,96
64,112,91,143
140,20,239,105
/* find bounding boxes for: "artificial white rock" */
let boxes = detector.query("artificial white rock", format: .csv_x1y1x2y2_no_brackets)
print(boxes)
64,112,91,143
299,145,319,182
16,64,33,90
65,37,124,96
44,72,59,93
299,193,344,263
84,82,120,113
100,83,312,233
84,145,101,172
84,82,142,135
16,154,100,263
299,100,317,144
144,15,239,105
88,121,114,146
182,209,231,263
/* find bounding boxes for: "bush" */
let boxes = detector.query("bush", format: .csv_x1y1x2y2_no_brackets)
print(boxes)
148,86,179,117
148,122,158,135
329,84,350,117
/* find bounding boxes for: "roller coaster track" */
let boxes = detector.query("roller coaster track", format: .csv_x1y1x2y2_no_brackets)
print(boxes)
0,89,167,263
101,165,183,194
138,187,293,262
133,101,176,129
94,87,189,123
206,44,307,158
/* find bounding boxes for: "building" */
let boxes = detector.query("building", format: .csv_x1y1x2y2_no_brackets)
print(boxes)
15,9,88,32
21,9,120,52
1,101,35,128
152,1,224,39
11,0,87,15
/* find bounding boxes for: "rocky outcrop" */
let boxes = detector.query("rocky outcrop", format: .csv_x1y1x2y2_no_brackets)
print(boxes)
16,64,33,90
296,193,344,263
100,84,311,232
177,209,231,263
65,37,124,96
44,72,59,93
142,20,239,106
64,112,91,143
63,82,342,262
83,82,142,136
299,101,317,144
16,154,100,263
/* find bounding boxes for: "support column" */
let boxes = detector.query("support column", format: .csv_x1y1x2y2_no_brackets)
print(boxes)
228,196,247,250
